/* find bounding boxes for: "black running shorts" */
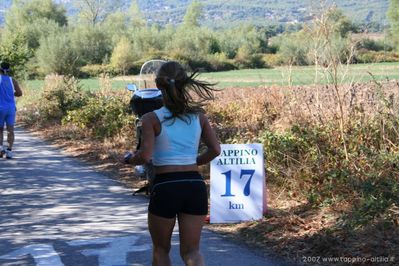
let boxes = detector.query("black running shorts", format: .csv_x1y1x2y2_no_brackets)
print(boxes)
148,171,208,218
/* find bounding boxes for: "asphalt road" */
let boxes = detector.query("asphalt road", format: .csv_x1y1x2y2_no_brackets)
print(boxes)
0,127,290,266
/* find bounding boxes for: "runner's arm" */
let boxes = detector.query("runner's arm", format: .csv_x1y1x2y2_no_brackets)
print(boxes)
13,79,23,97
197,113,220,166
126,112,155,165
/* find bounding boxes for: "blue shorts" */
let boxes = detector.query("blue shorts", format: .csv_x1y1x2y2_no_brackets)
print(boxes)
0,107,16,127
148,171,208,218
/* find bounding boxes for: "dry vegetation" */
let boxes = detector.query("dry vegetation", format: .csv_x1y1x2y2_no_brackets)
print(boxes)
20,75,399,265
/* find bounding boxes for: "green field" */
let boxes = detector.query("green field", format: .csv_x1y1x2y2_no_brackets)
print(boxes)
22,62,399,92
201,62,399,88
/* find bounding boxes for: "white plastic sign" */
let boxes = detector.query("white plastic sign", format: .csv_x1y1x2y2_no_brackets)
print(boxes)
210,143,266,223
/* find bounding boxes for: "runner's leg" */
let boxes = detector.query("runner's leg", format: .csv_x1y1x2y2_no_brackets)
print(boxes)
148,213,176,266
0,108,5,148
6,125,14,150
0,127,3,147
5,108,16,150
177,213,206,266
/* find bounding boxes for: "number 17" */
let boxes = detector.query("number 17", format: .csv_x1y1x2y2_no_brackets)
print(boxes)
221,169,255,197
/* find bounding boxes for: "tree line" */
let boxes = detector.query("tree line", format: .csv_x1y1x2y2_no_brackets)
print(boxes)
0,0,398,79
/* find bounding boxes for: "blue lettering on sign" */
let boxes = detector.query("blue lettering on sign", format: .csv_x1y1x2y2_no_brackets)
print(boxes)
229,201,244,210
221,169,255,197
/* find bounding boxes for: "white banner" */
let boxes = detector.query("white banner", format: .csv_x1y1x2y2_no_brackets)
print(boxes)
210,143,266,223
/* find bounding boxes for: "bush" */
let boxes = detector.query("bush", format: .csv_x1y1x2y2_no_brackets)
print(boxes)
37,75,89,121
79,64,117,78
262,53,284,66
355,50,399,63
62,95,134,139
357,38,394,52
234,53,267,69
206,53,236,71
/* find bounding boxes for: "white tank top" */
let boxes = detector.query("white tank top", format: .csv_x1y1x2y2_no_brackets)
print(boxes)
152,107,201,166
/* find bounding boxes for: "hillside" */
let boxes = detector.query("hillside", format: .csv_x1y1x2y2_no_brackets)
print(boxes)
0,0,390,30
138,0,390,29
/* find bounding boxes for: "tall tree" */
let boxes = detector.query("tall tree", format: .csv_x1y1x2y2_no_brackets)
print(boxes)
182,1,203,28
128,0,146,28
388,0,399,49
2,0,67,49
70,25,112,65
74,0,125,26
110,37,136,75
36,31,79,76
0,33,32,78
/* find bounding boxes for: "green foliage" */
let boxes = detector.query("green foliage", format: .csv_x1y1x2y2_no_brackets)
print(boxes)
79,64,117,78
36,30,79,76
2,0,67,50
37,76,89,121
276,32,309,65
355,50,399,63
63,96,133,139
324,7,356,38
0,1,396,77
218,24,269,59
73,0,125,25
357,38,394,52
128,0,146,28
388,0,399,49
22,74,134,139
110,37,136,75
130,26,169,62
182,1,203,28
70,25,113,65
0,33,32,78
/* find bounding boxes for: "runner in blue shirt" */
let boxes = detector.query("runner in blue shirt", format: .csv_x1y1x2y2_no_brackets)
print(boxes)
0,62,23,159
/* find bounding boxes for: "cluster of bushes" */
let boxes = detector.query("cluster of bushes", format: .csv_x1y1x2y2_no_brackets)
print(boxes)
22,75,135,140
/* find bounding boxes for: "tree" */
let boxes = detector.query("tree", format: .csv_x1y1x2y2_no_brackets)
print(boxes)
218,24,268,59
182,1,203,28
73,0,125,26
70,25,113,65
388,0,399,49
110,37,136,75
2,0,67,50
128,0,146,28
36,31,79,76
0,33,32,78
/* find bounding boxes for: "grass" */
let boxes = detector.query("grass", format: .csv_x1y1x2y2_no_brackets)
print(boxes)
201,62,399,88
20,62,399,93
22,78,132,91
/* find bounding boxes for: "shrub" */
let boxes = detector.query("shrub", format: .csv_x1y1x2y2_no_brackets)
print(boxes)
262,53,284,66
357,38,393,52
62,95,134,139
206,53,236,71
37,75,89,122
355,50,399,63
79,64,117,78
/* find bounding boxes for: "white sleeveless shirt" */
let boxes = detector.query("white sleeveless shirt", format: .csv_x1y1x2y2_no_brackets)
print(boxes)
152,107,201,166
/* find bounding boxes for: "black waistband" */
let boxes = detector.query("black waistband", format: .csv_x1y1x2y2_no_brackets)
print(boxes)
153,171,203,185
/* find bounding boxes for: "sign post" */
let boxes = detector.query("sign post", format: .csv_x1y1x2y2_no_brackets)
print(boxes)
210,143,266,223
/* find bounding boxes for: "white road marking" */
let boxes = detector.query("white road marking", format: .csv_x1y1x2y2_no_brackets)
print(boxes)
0,244,64,266
68,235,151,266
0,235,151,266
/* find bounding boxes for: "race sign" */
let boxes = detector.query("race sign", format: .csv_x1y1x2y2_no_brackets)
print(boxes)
210,143,266,223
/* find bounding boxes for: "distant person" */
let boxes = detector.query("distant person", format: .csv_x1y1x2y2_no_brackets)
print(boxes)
0,62,23,159
125,61,220,266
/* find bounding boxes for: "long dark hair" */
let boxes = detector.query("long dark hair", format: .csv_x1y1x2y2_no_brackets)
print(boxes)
155,61,217,122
